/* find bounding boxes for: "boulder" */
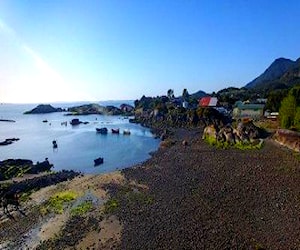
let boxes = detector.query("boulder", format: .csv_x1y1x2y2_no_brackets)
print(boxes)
202,124,217,140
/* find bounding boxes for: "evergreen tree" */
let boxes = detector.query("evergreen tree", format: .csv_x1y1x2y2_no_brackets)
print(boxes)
182,88,189,101
279,94,297,129
167,89,174,100
294,107,300,130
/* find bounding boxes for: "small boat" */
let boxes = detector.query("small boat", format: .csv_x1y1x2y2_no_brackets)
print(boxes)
94,157,104,166
111,128,120,134
123,130,131,135
96,127,108,134
70,118,81,126
52,140,58,148
42,120,48,123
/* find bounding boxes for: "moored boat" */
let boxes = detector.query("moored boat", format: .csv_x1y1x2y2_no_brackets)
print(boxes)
70,118,81,126
96,127,108,134
111,128,120,134
123,130,131,135
94,157,104,166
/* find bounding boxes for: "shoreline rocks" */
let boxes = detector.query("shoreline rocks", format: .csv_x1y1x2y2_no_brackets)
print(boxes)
0,158,53,181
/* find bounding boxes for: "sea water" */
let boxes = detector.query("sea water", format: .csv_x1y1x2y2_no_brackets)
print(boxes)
0,102,160,174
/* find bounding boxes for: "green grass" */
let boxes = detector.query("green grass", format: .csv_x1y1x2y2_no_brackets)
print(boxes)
293,152,300,161
103,198,119,214
234,140,264,150
71,201,93,216
204,135,264,150
41,190,77,214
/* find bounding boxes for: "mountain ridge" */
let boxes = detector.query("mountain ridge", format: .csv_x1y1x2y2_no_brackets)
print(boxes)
245,57,298,89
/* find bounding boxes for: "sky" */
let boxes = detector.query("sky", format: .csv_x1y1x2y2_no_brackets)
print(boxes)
0,0,300,103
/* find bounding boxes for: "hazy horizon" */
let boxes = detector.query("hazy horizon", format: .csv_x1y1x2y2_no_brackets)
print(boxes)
1,0,300,103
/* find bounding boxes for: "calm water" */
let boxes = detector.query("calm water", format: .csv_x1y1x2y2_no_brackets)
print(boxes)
0,102,160,174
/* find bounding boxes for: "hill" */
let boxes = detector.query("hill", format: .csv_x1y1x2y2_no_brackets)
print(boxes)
190,90,207,99
245,57,300,90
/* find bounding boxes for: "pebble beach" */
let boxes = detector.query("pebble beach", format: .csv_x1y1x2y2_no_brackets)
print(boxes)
1,127,300,249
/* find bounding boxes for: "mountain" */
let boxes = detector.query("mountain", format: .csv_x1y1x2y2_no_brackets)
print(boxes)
279,58,300,85
245,57,298,89
190,90,207,99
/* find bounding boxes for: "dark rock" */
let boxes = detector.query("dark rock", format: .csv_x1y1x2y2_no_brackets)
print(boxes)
0,138,20,146
0,158,53,181
67,103,123,115
24,104,63,114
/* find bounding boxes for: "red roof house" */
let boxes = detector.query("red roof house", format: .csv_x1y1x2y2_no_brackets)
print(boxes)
199,97,218,107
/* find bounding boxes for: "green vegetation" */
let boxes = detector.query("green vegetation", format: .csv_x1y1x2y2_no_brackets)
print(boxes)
103,185,154,215
103,198,119,214
71,201,93,216
41,190,77,214
203,135,264,150
265,89,288,112
279,86,300,130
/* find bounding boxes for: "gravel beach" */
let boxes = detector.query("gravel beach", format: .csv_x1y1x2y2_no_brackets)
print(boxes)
106,128,300,249
1,128,299,249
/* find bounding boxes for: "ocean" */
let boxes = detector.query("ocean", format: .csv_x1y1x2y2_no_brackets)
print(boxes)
0,101,160,174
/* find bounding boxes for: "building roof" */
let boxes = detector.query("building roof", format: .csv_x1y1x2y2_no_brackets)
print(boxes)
236,103,265,110
199,97,218,107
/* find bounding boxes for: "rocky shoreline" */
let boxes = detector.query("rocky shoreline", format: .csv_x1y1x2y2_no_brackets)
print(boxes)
0,127,300,249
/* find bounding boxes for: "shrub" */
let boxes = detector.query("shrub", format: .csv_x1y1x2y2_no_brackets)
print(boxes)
103,198,119,214
41,190,77,214
71,201,92,216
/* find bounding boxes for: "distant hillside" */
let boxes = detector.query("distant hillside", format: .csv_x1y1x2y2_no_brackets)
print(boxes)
245,57,300,89
190,90,207,99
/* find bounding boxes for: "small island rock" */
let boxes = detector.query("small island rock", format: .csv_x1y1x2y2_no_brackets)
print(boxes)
24,104,64,114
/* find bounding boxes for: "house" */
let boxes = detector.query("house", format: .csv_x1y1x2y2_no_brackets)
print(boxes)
199,97,218,107
264,110,279,120
233,102,265,120
182,101,189,109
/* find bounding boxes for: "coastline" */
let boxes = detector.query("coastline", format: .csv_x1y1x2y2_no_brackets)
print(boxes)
1,127,300,249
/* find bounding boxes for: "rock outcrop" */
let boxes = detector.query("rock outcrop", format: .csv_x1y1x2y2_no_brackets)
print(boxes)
202,121,265,148
0,138,19,146
67,104,123,115
273,129,300,152
0,159,53,181
24,104,64,114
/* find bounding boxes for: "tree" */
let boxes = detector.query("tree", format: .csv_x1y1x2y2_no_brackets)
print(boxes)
265,89,288,112
294,107,300,130
279,94,296,129
167,89,174,100
182,88,189,101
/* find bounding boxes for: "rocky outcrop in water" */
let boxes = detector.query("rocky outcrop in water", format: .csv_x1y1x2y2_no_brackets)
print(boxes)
24,104,64,114
0,159,53,181
67,103,123,115
0,138,19,146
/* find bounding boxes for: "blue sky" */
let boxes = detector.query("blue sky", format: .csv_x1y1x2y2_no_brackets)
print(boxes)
0,0,299,103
